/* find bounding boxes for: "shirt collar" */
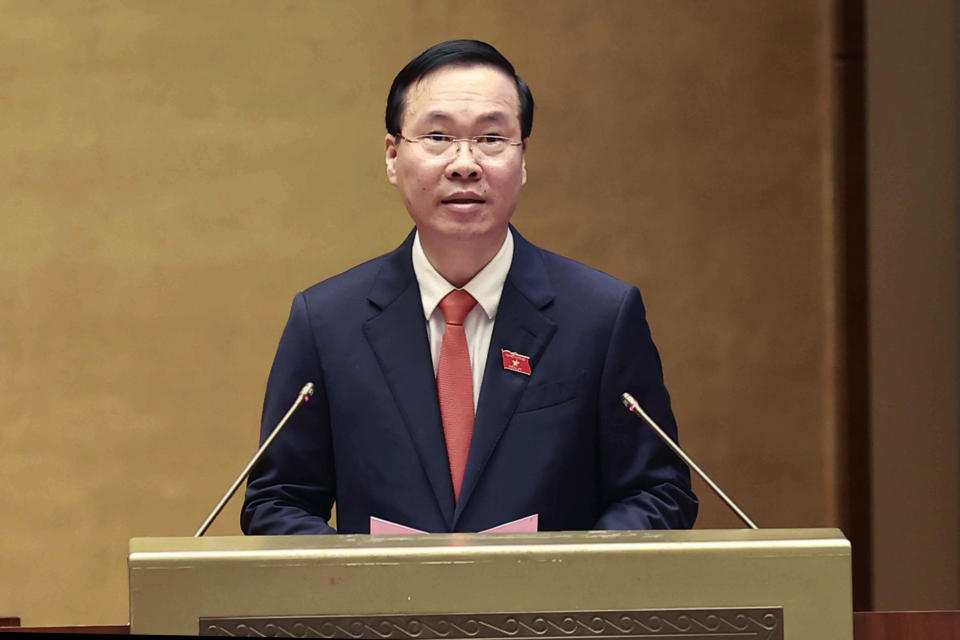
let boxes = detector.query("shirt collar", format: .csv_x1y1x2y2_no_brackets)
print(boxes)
412,228,514,321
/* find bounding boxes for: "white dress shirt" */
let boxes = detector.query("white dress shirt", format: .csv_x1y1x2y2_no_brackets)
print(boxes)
412,228,514,410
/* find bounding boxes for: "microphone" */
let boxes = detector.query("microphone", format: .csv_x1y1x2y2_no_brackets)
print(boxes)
194,382,315,537
621,392,758,529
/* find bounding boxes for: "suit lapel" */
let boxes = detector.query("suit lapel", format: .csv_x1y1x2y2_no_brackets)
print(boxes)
454,230,557,525
363,232,455,528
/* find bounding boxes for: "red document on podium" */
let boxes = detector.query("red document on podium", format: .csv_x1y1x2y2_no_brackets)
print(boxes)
370,514,538,535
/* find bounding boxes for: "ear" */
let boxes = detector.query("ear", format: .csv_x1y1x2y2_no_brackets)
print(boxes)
520,139,528,185
385,134,399,185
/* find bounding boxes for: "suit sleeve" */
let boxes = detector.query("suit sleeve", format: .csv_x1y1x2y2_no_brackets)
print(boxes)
593,287,698,530
241,292,337,534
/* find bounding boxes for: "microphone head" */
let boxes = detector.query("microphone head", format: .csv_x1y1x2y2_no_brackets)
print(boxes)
621,392,639,412
300,382,315,401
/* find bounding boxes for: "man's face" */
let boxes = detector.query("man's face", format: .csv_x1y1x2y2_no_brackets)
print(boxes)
385,64,527,247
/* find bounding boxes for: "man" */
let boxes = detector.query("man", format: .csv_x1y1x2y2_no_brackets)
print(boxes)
241,40,697,535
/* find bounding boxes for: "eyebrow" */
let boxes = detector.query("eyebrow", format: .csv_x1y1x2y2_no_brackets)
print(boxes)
418,110,513,125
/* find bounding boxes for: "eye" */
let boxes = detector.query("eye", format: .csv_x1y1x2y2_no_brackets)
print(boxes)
424,133,453,143
475,135,505,144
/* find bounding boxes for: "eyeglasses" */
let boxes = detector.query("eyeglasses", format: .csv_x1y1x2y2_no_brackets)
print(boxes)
396,133,523,158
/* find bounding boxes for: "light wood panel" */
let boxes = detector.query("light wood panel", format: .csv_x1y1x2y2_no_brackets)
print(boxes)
0,0,838,624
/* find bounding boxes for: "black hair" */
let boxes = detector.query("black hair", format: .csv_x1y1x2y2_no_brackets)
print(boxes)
385,39,534,139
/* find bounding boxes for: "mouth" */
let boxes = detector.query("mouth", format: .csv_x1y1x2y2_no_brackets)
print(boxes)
441,193,486,206
442,198,485,204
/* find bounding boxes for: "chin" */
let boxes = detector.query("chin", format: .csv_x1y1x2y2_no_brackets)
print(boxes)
421,212,490,236
439,221,506,243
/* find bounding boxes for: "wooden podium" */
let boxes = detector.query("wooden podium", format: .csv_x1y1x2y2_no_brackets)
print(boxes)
128,528,852,638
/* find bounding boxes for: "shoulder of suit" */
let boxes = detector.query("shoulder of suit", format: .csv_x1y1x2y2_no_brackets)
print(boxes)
528,243,635,302
298,244,405,304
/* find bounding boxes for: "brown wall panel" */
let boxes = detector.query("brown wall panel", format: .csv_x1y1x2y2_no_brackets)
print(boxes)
0,1,838,624
867,0,960,610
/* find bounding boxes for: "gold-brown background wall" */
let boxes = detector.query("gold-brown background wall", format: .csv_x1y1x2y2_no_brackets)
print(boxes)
2,0,840,625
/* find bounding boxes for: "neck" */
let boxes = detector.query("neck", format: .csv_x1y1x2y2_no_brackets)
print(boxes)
419,228,507,288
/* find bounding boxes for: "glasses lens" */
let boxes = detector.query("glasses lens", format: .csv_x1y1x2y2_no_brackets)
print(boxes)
474,137,507,156
420,135,454,154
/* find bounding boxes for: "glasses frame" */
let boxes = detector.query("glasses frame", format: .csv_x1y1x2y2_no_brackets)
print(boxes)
395,133,524,158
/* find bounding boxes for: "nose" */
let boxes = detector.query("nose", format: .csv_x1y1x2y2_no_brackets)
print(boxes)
443,140,482,180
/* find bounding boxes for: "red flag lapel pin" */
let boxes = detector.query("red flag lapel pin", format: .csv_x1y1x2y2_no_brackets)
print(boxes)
501,349,532,375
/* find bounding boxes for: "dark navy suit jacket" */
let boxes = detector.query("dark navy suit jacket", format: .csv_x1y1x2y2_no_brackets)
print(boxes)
241,227,697,534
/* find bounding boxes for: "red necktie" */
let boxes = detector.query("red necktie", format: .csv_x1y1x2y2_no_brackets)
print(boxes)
436,289,478,501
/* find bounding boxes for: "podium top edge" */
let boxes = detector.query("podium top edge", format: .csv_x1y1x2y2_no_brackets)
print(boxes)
130,528,850,557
